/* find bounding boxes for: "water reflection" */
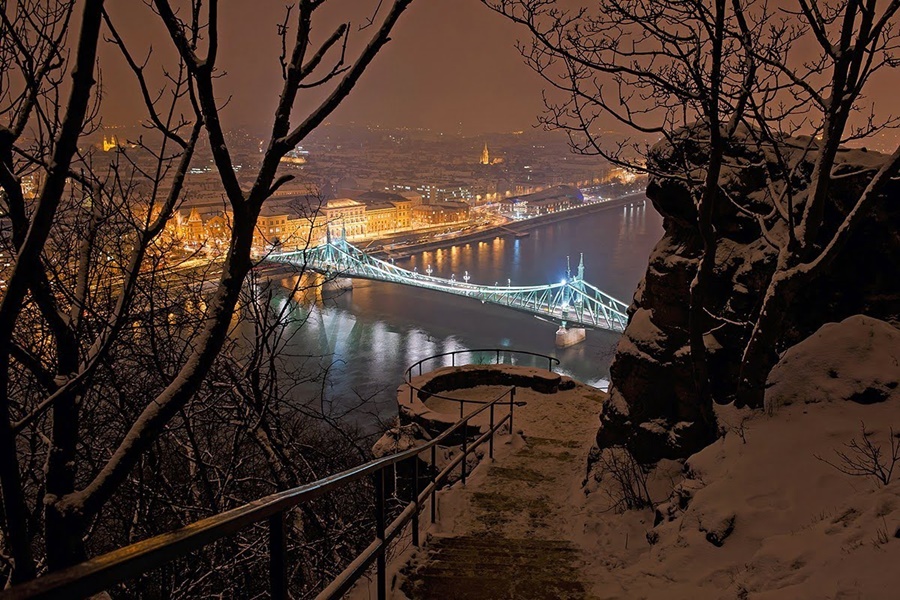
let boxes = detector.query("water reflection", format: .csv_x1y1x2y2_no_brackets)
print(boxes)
269,201,662,429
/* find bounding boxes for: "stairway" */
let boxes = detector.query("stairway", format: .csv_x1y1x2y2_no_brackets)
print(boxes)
400,535,586,599
401,434,594,599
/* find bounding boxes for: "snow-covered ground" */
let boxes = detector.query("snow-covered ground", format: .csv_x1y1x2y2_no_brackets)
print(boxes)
376,316,900,599
584,315,900,598
580,399,900,598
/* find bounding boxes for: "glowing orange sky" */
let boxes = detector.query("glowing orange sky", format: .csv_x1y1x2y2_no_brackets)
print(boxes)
101,0,545,134
98,0,897,140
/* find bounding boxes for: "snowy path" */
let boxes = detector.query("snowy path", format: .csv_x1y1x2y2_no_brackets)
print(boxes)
397,382,606,599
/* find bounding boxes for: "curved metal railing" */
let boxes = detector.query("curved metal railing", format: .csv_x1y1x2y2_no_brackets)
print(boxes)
0,351,561,600
403,348,560,418
406,348,559,379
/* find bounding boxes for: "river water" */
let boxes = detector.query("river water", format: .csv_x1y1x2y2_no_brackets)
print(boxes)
272,199,663,427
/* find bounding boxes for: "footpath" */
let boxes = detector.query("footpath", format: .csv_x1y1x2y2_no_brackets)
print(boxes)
395,381,607,599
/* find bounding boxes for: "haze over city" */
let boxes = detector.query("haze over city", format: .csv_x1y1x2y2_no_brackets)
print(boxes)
100,0,547,134
2,1,899,599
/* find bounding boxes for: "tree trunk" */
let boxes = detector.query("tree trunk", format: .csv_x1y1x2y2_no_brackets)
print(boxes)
736,270,796,407
44,502,88,572
688,246,720,433
0,402,36,582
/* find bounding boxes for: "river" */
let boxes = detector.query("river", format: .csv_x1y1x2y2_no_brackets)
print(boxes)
270,199,663,427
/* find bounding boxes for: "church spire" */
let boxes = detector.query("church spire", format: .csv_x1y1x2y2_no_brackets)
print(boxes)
480,142,490,165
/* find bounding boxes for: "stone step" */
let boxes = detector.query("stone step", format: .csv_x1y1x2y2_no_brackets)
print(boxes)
401,536,587,600
417,561,580,580
420,553,579,573
427,535,576,551
402,573,587,600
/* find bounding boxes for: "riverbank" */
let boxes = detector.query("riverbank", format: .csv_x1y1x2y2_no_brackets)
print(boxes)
374,192,647,260
250,191,650,292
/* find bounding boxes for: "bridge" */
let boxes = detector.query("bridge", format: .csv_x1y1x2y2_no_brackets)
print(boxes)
266,233,630,342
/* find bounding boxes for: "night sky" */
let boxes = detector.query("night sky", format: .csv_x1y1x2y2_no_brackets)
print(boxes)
102,0,545,134
99,0,897,142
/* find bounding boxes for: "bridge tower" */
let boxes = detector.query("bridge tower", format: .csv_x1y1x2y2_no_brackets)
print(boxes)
555,254,586,348
573,253,586,308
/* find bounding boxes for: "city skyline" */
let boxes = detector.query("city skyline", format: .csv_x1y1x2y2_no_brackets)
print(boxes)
3,1,899,598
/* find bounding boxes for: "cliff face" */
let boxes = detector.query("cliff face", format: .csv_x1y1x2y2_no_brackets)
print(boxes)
598,130,900,463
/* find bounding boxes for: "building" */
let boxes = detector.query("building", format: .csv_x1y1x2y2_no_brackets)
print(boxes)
434,182,476,203
101,135,120,152
412,201,469,226
511,185,584,217
323,198,366,239
350,190,417,235
362,199,397,235
479,142,503,167
204,213,232,252
392,195,413,229
255,203,301,250
249,197,331,251
170,195,331,254
183,207,206,244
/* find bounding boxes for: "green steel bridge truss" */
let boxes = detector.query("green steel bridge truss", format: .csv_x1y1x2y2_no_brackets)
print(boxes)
266,237,630,332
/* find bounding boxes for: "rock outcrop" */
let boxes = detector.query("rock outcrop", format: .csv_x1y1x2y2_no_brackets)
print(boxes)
765,315,900,414
599,127,900,463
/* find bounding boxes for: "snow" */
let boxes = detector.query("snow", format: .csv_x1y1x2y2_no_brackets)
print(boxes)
373,319,900,598
372,423,432,458
614,333,663,365
579,403,900,596
626,308,669,355
766,314,900,414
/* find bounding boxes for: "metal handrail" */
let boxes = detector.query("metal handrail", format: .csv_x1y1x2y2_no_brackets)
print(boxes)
1,358,529,600
406,348,559,379
403,348,559,418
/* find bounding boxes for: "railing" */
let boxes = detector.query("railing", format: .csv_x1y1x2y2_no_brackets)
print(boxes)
0,353,545,600
406,348,559,378
404,348,559,418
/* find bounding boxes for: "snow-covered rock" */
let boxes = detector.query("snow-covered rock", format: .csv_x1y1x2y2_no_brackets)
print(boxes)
372,422,431,458
600,124,900,462
766,315,900,414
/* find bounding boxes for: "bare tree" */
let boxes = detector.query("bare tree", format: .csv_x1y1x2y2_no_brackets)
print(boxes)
0,0,414,586
487,0,900,421
482,0,764,445
815,422,900,486
733,0,900,406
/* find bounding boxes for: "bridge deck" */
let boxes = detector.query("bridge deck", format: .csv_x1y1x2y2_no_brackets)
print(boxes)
392,381,607,599
268,240,630,332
